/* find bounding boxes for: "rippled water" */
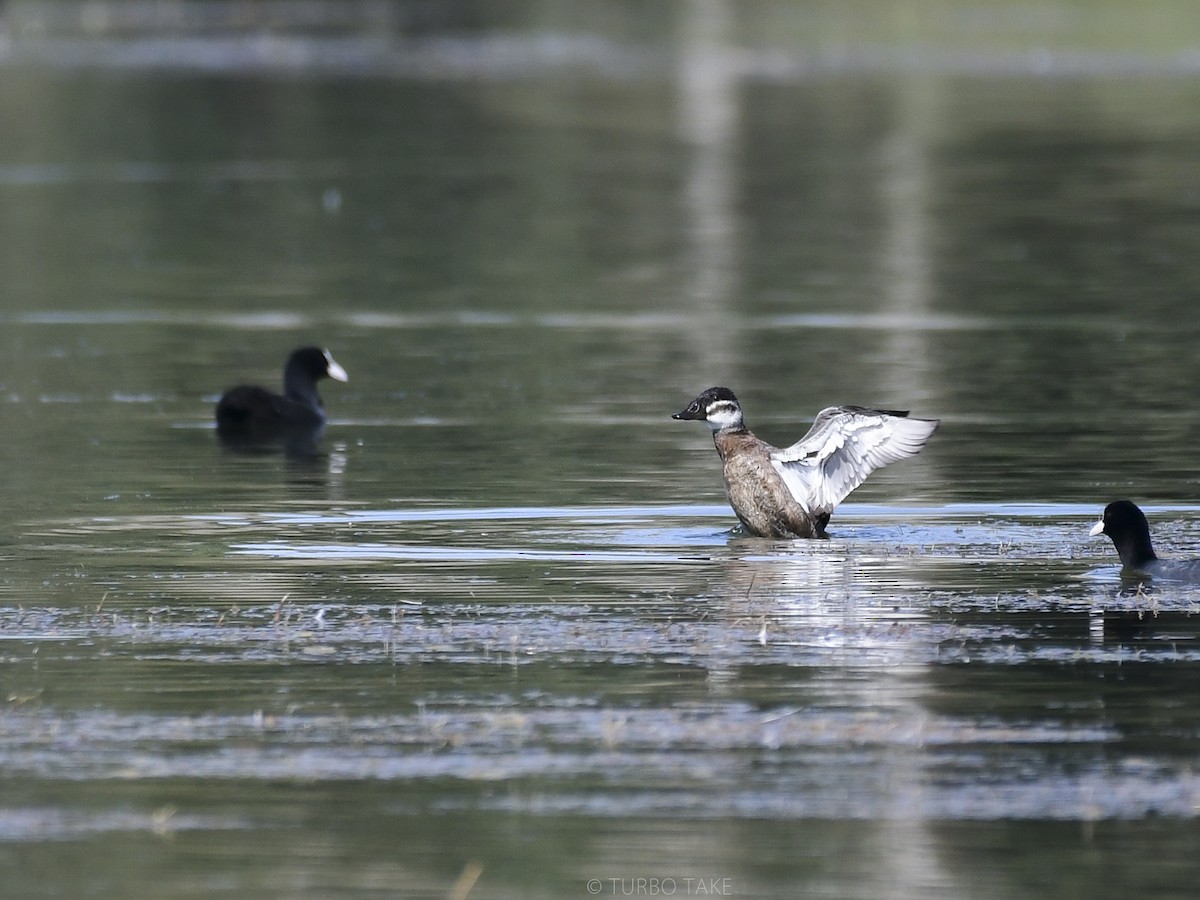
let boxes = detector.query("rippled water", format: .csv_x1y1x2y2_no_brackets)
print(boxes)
4,2,1200,899
8,495,1200,896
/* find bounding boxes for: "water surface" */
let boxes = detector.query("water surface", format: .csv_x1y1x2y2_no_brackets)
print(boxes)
3,3,1200,898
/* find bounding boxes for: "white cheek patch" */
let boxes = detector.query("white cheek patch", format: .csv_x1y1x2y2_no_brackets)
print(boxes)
705,401,742,431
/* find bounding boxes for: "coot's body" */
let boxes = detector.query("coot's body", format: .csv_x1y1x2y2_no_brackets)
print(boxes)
1090,500,1200,581
215,346,347,449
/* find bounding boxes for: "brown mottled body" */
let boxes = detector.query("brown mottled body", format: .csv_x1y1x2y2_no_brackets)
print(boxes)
714,430,828,538
673,386,938,539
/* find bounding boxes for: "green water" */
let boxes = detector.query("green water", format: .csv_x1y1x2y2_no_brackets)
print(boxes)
2,2,1200,898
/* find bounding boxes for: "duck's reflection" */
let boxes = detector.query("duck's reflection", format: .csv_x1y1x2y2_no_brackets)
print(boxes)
695,543,952,897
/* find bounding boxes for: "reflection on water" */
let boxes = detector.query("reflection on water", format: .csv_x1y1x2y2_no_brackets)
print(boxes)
4,1,1200,897
11,501,1200,893
6,499,1200,899
11,489,1200,900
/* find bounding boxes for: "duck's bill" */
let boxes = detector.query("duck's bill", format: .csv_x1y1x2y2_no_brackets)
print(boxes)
1088,519,1105,537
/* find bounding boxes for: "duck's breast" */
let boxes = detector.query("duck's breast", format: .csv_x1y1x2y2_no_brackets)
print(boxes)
720,442,821,538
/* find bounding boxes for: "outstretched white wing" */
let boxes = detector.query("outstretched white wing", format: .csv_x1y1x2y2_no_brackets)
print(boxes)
769,406,939,515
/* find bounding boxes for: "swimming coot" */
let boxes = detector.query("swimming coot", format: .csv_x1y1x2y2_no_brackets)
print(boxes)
215,346,348,444
1090,499,1200,580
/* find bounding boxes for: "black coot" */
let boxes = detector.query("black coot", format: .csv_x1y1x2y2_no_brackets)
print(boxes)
215,346,348,449
1090,500,1200,580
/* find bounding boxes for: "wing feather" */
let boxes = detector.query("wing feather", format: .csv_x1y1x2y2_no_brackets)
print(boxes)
769,406,939,515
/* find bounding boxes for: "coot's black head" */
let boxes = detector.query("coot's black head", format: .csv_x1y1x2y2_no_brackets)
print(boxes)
673,387,744,431
1090,500,1157,569
1090,500,1149,540
286,346,349,387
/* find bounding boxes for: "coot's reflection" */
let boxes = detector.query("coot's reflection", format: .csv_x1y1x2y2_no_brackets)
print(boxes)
217,422,329,460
